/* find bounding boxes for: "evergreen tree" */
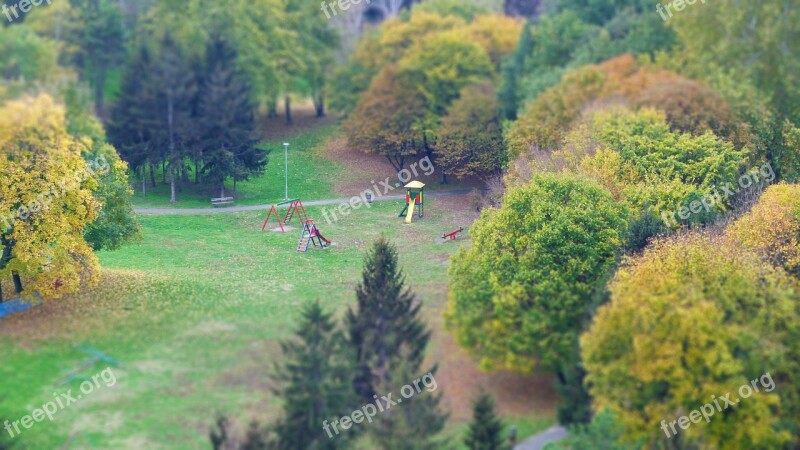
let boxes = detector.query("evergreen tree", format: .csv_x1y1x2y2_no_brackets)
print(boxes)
108,45,156,188
498,21,533,120
196,37,267,197
145,33,197,203
465,391,509,450
77,0,125,118
346,238,447,449
272,301,357,450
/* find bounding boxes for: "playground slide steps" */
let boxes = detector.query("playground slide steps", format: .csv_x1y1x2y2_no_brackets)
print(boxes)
297,236,310,252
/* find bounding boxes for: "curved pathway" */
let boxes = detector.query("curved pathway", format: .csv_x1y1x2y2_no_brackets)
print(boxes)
134,189,472,215
515,426,569,450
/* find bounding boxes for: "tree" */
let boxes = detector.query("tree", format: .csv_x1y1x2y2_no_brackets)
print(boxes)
446,173,628,374
464,391,509,450
581,233,800,448
670,0,800,179
271,301,357,450
345,238,447,447
498,21,533,120
196,37,268,197
144,33,196,203
726,183,800,277
75,0,125,118
435,82,506,179
544,408,640,450
342,66,429,171
0,95,101,300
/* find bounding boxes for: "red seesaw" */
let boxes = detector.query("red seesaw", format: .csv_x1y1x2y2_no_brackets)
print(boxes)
441,226,464,240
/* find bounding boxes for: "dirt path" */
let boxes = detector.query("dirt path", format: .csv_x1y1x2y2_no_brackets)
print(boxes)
134,190,472,215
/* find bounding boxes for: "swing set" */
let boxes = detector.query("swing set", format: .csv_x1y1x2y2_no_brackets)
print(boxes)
261,199,308,232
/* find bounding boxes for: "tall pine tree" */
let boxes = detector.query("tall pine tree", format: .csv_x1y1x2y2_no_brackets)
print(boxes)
498,21,534,120
465,391,509,450
196,37,267,197
346,237,447,449
271,301,357,450
146,33,197,203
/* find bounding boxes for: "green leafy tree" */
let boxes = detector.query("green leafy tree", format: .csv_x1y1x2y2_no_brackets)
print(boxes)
446,173,628,374
75,0,125,118
544,408,640,450
271,301,357,450
346,238,447,448
465,391,509,450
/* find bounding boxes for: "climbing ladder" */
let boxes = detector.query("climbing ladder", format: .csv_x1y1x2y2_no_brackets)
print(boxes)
296,220,331,252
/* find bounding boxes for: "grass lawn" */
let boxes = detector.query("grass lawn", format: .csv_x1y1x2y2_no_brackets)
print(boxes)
0,121,556,449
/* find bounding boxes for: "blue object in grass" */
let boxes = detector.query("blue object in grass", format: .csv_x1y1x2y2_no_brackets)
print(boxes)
0,293,43,319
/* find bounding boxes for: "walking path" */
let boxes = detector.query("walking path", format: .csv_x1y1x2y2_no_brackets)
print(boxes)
514,426,568,450
134,189,472,215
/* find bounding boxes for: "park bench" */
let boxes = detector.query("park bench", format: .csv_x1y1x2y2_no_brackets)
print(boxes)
211,197,234,207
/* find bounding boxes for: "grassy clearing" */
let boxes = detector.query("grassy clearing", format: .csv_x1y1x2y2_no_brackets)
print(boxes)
130,124,344,209
0,198,554,449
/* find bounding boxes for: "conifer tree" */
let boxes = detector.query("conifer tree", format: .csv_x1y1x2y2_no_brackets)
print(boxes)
465,391,509,450
346,238,447,449
272,301,356,450
196,37,267,197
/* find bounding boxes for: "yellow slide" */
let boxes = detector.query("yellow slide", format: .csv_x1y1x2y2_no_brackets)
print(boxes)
405,201,415,223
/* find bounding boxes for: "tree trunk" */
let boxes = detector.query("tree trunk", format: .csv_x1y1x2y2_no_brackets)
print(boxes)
284,95,292,125
440,171,448,184
150,162,156,187
267,98,278,118
195,160,200,184
94,67,107,120
220,183,226,198
162,160,166,184
170,170,177,203
314,93,325,117
12,271,22,294
141,166,146,197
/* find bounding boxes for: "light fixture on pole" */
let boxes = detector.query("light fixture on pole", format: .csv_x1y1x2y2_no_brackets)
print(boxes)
283,142,289,200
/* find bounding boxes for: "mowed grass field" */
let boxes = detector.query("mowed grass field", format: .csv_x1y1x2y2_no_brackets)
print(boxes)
0,122,556,449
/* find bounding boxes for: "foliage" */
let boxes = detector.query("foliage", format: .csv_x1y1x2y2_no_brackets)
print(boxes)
582,233,800,449
544,408,639,450
781,122,800,182
446,173,628,373
271,301,357,450
464,391,510,450
556,108,748,229
196,37,268,196
0,95,100,300
345,238,447,448
0,24,62,99
726,183,800,277
435,82,506,179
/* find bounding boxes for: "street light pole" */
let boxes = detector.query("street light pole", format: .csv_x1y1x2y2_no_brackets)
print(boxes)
283,142,289,200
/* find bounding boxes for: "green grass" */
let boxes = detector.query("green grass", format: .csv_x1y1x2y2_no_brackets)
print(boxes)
131,124,344,209
1,199,535,449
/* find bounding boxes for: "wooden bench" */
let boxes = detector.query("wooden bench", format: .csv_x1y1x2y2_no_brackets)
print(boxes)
211,197,234,207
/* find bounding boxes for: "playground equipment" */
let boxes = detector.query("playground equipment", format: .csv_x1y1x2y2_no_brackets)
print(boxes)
297,219,331,252
399,181,425,223
261,199,308,232
441,227,464,240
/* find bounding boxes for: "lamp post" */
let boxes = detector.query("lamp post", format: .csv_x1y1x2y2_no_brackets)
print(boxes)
283,142,289,200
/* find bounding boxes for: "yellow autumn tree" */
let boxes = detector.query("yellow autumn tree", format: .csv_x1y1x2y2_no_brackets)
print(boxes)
0,95,101,301
582,233,800,449
726,183,800,276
